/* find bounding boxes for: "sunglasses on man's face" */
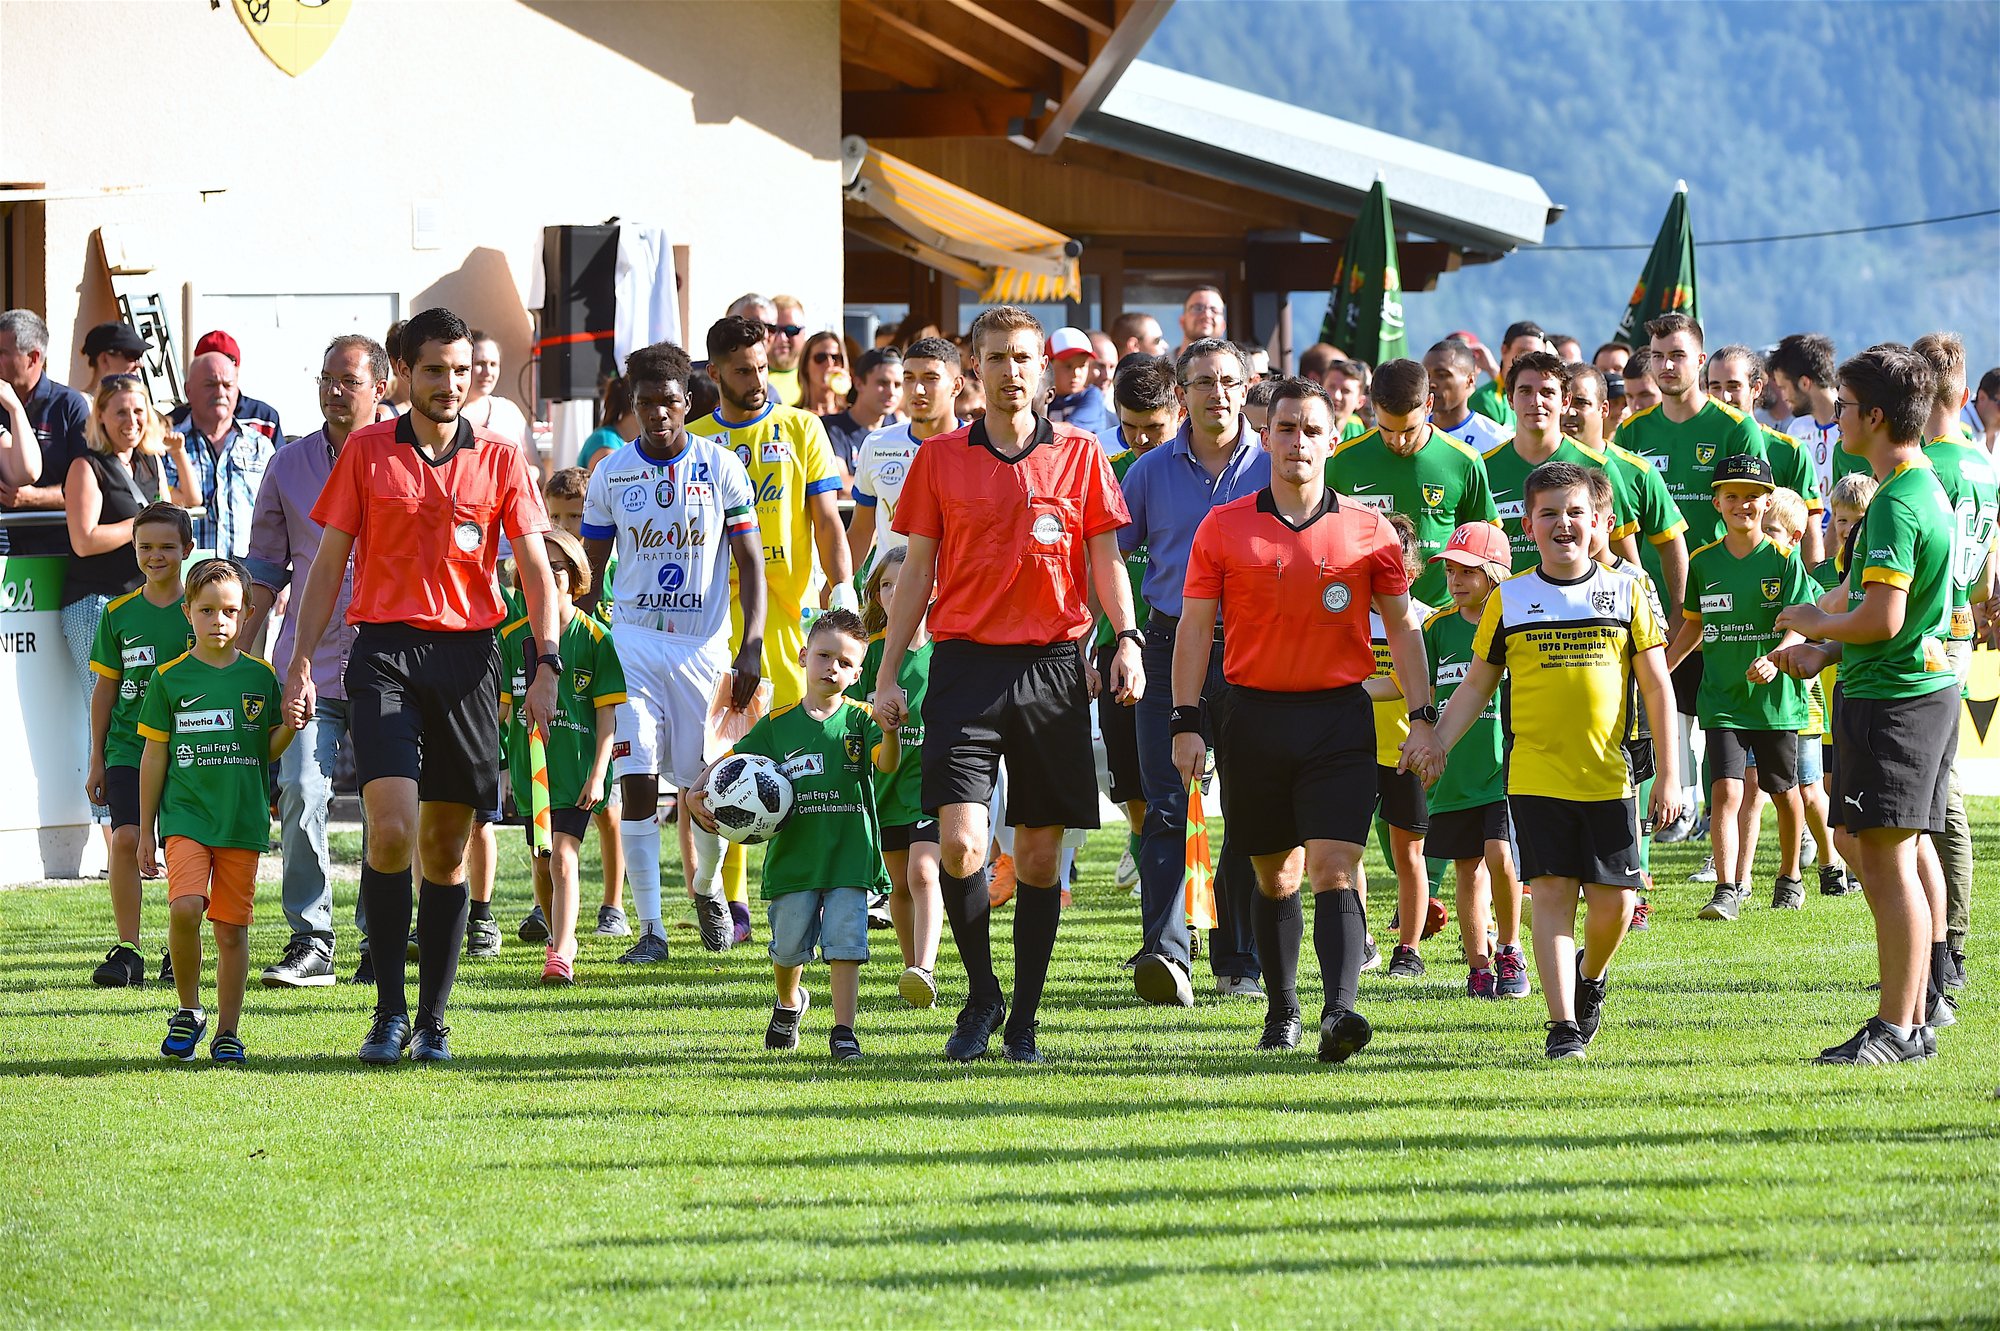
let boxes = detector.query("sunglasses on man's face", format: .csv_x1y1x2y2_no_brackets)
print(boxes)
768,324,804,338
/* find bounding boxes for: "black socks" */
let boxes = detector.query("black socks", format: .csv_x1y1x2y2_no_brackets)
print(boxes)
359,864,413,1017
1252,891,1304,1020
1314,889,1367,1016
1009,882,1062,1035
416,878,470,1027
940,865,1001,1006
467,899,493,923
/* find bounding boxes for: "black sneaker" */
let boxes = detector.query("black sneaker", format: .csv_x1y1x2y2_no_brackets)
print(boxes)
829,1023,862,1062
351,949,375,986
358,1011,412,1065
1818,864,1850,896
92,944,144,987
1697,884,1741,921
618,933,669,965
1814,1017,1924,1065
465,917,501,958
1575,964,1607,1045
160,1008,206,1061
1257,1009,1303,1051
1386,945,1425,979
1948,950,1968,992
943,997,1006,1062
409,1020,453,1062
1317,1007,1372,1064
766,990,809,1051
210,1029,247,1065
1919,1024,1938,1059
1926,990,1957,1029
261,936,335,988
518,905,549,943
1545,1020,1588,1060
158,950,174,985
1133,952,1194,1006
693,895,735,953
1002,1021,1044,1065
1771,876,1805,911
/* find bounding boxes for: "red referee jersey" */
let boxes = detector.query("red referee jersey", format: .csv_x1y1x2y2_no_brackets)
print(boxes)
1183,488,1407,691
893,415,1128,644
311,413,548,633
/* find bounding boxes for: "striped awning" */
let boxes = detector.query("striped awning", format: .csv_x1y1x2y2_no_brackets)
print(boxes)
842,136,1081,304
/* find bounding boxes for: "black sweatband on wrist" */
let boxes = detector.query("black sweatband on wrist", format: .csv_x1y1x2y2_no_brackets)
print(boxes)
1169,705,1205,738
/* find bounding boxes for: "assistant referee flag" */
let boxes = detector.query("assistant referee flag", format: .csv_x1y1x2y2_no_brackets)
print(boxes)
1320,177,1407,365
1612,182,1700,348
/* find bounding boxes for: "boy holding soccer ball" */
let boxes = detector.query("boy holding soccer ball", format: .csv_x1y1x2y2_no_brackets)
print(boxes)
689,609,900,1061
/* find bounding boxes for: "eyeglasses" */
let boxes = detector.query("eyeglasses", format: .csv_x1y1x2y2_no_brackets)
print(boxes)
317,375,372,392
1185,303,1225,316
1181,375,1246,395
812,351,845,365
768,324,804,338
1835,397,1857,413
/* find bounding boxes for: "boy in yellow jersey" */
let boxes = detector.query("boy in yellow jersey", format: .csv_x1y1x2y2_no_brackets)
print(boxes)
694,316,855,939
1421,460,1681,1061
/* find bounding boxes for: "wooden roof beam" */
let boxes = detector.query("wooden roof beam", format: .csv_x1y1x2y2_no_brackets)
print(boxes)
1031,0,1171,153
843,90,1043,138
870,1,1050,90
1032,0,1111,39
944,0,1084,73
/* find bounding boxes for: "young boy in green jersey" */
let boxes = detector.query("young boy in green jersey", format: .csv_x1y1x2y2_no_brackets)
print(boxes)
1365,513,1439,979
1421,522,1527,1000
1418,460,1682,1062
499,528,626,985
1664,456,1818,919
86,502,195,988
137,559,299,1063
851,548,941,1007
690,610,899,1061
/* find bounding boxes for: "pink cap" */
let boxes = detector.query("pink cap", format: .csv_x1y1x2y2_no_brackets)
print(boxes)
1429,521,1513,571
1047,327,1094,360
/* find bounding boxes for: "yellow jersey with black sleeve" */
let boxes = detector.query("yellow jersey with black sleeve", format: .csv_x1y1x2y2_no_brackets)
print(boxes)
689,402,842,707
1472,563,1666,801
1368,605,1430,767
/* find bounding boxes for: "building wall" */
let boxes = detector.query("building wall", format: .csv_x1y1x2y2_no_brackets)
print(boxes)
1,0,842,416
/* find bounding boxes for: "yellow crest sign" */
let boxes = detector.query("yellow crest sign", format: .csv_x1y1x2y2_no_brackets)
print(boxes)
233,0,351,77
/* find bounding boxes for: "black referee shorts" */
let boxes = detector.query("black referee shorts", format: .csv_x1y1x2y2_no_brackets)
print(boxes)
347,622,502,810
1095,641,1143,805
922,639,1100,829
1218,683,1377,856
1376,764,1428,834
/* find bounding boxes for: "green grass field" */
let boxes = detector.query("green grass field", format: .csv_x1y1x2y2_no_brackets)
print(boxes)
3,803,1996,1329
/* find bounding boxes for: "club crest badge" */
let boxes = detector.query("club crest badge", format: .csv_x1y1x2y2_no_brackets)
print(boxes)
1421,483,1445,509
1322,582,1352,613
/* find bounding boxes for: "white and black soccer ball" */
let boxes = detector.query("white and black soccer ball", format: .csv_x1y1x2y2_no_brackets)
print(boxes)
705,753,794,845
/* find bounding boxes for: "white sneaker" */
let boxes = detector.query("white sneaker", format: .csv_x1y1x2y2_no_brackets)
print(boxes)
1114,848,1140,890
1689,855,1717,883
1215,974,1264,999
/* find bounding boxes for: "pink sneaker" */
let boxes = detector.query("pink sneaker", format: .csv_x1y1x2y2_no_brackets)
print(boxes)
1631,899,1651,931
1494,948,1530,999
1467,967,1497,1000
541,949,574,986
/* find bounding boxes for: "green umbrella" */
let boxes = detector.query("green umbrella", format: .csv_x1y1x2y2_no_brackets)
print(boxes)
1319,176,1407,365
1612,181,1700,348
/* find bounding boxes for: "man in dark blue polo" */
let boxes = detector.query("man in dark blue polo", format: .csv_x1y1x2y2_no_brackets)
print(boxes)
1119,336,1269,1006
0,309,90,557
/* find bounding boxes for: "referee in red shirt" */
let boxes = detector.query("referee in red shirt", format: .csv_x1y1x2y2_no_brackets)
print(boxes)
282,307,560,1065
874,305,1142,1065
1174,377,1437,1062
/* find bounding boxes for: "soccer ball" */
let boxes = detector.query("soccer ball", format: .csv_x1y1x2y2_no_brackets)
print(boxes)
705,753,793,845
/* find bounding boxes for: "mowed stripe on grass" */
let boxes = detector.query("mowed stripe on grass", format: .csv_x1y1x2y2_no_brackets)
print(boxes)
1,803,1995,1328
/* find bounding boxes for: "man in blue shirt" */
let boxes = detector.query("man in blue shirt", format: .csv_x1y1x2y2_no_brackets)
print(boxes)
165,351,273,559
1118,337,1270,1007
1046,327,1116,449
0,308,91,557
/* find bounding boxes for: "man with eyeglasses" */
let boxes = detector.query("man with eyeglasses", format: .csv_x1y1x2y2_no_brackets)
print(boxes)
1177,287,1226,353
1116,337,1269,1007
242,335,390,989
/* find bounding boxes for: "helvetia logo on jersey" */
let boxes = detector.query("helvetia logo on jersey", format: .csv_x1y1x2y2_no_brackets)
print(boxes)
779,753,824,780
1695,444,1717,466
1421,483,1445,509
1351,495,1394,513
121,644,155,670
1761,578,1783,602
1701,593,1732,612
1494,499,1525,520
176,707,233,733
1436,660,1470,685
1322,582,1352,613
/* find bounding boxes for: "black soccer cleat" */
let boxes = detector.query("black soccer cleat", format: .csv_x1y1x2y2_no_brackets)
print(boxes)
1317,1008,1372,1064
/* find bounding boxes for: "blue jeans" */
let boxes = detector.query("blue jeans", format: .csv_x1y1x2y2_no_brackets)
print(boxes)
277,699,367,949
1135,623,1259,979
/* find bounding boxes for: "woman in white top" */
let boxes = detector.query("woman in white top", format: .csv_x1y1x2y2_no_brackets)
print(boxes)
464,329,532,443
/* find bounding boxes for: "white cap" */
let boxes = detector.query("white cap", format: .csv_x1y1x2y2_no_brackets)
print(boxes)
1047,327,1094,360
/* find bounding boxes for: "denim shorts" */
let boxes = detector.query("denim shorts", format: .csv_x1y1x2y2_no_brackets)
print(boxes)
1798,735,1824,786
767,887,871,967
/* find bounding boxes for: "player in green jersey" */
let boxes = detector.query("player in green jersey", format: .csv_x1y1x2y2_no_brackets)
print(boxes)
136,559,300,1064
1465,321,1548,428
1707,346,1825,567
1774,346,1957,1065
1565,362,1690,611
86,502,195,988
1420,523,1527,1001
852,548,941,1007
1481,352,1631,568
691,610,898,1062
1323,359,1373,443
1325,358,1498,606
499,529,626,985
1665,457,1818,919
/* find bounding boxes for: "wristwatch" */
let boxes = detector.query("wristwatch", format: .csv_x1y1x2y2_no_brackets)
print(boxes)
537,652,564,676
1406,704,1438,725
1116,628,1147,649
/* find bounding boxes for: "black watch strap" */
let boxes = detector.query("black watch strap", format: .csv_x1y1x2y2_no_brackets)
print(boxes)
1407,704,1438,725
1116,628,1146,649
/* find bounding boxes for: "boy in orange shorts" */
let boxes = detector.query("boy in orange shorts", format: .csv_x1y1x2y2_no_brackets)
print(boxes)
138,559,300,1063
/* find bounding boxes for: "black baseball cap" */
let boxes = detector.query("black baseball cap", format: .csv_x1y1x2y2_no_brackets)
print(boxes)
1711,453,1775,492
82,322,146,359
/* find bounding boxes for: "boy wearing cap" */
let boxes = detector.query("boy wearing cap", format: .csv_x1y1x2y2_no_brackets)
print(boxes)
1421,522,1528,1000
1665,455,1819,919
1045,327,1116,448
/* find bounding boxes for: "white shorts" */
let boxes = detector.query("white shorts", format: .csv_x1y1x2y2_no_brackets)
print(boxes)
612,624,732,789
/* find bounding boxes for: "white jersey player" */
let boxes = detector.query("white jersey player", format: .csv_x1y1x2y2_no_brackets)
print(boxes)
843,335,966,577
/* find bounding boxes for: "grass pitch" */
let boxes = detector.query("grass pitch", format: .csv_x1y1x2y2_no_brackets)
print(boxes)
2,804,1995,1328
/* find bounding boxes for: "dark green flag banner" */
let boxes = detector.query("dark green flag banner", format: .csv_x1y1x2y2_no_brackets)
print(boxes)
1612,181,1699,348
1320,177,1406,364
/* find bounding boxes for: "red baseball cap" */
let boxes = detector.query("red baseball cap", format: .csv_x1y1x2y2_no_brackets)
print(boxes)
1046,327,1094,360
193,330,242,365
1429,521,1512,572
1446,329,1485,353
